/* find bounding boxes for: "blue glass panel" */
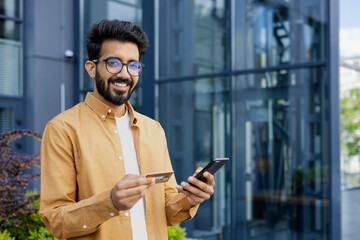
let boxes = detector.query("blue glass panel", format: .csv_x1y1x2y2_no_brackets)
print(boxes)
158,77,231,239
158,0,230,78
233,67,329,239
234,0,328,69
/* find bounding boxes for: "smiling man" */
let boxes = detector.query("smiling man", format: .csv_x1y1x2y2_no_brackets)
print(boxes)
39,20,215,240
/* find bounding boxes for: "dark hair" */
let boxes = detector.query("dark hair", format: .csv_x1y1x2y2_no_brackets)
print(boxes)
86,19,148,60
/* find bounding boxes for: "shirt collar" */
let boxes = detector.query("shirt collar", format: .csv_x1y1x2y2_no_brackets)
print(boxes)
84,92,138,125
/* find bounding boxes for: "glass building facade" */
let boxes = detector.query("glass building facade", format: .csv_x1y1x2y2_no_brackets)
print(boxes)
0,0,342,239
155,0,336,239
0,0,23,133
77,0,339,239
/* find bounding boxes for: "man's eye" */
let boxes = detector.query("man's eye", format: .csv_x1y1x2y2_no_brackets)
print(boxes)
108,59,120,67
129,62,141,70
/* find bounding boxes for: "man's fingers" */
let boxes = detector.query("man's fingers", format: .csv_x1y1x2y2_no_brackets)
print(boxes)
111,184,150,211
202,172,215,187
177,186,203,201
192,167,203,177
115,184,150,199
111,188,148,210
176,171,216,206
176,183,210,206
183,180,212,199
178,181,211,200
188,174,215,194
111,174,154,211
116,174,154,190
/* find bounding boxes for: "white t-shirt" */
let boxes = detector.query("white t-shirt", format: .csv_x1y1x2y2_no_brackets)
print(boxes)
116,108,148,240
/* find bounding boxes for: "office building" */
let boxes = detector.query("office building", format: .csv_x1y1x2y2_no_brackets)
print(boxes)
0,0,340,239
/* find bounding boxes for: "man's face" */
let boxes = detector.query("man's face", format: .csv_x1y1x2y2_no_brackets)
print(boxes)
91,40,140,107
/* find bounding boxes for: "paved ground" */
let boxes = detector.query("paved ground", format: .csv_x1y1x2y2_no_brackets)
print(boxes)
342,189,360,240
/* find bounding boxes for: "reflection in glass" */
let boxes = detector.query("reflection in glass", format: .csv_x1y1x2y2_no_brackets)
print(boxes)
0,19,20,41
235,0,327,70
107,1,141,26
115,0,137,5
158,0,229,78
233,67,329,239
159,77,230,239
0,0,21,18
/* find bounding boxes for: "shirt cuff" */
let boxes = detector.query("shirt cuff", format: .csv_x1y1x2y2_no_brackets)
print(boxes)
178,194,199,218
91,189,120,221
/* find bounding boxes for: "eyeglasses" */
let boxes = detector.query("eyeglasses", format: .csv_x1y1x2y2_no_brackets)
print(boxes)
92,58,145,76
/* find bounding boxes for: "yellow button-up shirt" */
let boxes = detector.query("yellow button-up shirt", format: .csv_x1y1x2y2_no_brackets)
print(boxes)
40,93,198,240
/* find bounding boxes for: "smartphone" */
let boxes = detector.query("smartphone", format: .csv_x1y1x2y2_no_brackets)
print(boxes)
190,158,229,187
146,171,174,184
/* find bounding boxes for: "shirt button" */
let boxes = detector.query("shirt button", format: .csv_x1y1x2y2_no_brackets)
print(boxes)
118,156,122,160
108,108,112,113
101,115,105,119
110,212,115,217
125,212,129,217
114,130,118,134
83,225,87,229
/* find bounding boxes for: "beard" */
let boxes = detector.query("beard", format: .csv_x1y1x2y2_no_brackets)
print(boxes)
95,70,134,106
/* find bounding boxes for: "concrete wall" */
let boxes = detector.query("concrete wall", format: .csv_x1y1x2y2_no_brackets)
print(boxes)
23,0,76,190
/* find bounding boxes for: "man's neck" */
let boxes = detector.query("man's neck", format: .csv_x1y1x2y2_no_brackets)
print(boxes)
93,91,126,118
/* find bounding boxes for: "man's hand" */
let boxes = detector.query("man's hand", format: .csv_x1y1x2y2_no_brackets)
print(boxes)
176,167,215,206
111,174,155,211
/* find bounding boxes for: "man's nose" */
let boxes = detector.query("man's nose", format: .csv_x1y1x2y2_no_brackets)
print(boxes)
117,65,131,78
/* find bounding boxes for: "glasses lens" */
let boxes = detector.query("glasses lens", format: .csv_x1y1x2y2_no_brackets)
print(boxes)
128,61,142,76
106,58,122,74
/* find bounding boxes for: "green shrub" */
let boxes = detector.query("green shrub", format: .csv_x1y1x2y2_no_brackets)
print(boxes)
0,230,15,240
167,224,187,240
1,191,57,240
28,225,57,240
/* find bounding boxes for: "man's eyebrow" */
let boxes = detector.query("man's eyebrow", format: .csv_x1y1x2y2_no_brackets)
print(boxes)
104,56,121,60
104,56,139,62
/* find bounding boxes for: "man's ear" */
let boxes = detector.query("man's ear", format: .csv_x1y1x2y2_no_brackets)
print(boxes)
85,60,96,78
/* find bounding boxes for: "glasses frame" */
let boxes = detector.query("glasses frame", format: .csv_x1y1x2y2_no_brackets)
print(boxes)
92,58,145,76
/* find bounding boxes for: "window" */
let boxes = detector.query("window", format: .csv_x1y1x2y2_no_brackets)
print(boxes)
0,0,22,98
0,0,23,133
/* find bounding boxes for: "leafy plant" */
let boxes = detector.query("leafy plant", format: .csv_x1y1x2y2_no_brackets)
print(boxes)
167,224,187,240
0,129,57,239
341,88,360,156
0,130,41,222
0,230,15,240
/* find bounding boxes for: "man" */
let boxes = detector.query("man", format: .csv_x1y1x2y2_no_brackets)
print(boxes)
40,19,215,240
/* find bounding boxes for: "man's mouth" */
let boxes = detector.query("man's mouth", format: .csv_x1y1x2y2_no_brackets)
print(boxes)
113,82,128,87
109,79,133,91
